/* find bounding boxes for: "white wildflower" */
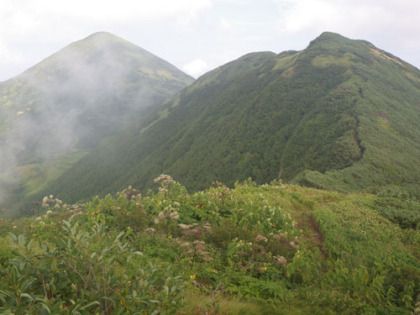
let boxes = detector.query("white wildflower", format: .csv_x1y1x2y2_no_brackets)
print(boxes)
170,211,179,220
290,241,299,249
203,224,212,233
255,235,268,242
276,256,287,266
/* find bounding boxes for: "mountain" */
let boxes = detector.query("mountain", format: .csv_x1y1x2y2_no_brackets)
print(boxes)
0,32,194,208
26,32,420,206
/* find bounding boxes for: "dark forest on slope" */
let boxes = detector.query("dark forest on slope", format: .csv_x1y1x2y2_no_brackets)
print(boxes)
34,32,420,207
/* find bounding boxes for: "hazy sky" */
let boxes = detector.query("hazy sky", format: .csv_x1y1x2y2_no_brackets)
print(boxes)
1,0,419,81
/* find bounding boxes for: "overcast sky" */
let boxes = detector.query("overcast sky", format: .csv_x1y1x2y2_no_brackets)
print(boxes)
1,0,419,81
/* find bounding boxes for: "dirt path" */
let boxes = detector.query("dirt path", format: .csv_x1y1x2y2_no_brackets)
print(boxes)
296,213,327,258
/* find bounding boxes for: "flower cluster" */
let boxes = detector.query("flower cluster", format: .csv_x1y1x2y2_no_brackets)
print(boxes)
153,174,175,186
119,186,141,200
154,208,179,224
255,234,268,242
178,222,212,239
274,255,288,266
42,195,63,209
154,174,177,198
174,239,213,264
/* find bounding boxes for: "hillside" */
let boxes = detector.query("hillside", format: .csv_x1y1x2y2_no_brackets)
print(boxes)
0,32,194,209
1,179,419,313
40,32,420,205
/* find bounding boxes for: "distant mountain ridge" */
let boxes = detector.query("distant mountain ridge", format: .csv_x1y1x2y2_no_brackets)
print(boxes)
0,32,194,210
15,32,420,210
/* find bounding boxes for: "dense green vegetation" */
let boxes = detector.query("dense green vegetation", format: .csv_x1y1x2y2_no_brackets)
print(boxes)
0,32,193,210
1,177,419,314
1,32,418,314
36,32,420,207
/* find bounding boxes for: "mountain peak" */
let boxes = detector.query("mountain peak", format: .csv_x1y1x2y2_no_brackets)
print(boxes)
63,31,139,55
315,31,346,41
307,31,365,49
301,31,379,63
85,31,116,39
303,31,413,70
78,31,131,47
0,32,194,210
22,31,193,85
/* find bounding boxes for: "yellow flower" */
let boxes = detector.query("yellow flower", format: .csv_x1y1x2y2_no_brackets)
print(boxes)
190,274,196,280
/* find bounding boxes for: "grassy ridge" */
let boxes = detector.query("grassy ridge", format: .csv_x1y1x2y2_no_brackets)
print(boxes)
37,32,420,207
1,178,419,313
294,36,420,196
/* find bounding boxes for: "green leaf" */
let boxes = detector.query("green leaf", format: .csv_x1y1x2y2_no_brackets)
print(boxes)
17,234,25,245
21,278,36,291
163,285,169,295
108,256,116,264
40,303,51,314
20,293,34,300
19,260,25,271
115,231,125,241
79,301,100,310
0,289,13,298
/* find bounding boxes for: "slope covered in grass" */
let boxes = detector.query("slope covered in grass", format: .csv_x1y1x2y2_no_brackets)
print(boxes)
1,178,419,313
40,32,420,206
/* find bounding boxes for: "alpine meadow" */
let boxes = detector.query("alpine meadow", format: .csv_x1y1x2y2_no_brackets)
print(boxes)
0,32,419,314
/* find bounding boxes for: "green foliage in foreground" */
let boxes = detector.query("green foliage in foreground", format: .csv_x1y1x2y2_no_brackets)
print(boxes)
1,177,419,314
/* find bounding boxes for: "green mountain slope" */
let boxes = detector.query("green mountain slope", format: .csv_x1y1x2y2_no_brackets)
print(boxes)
34,32,420,205
0,32,193,207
